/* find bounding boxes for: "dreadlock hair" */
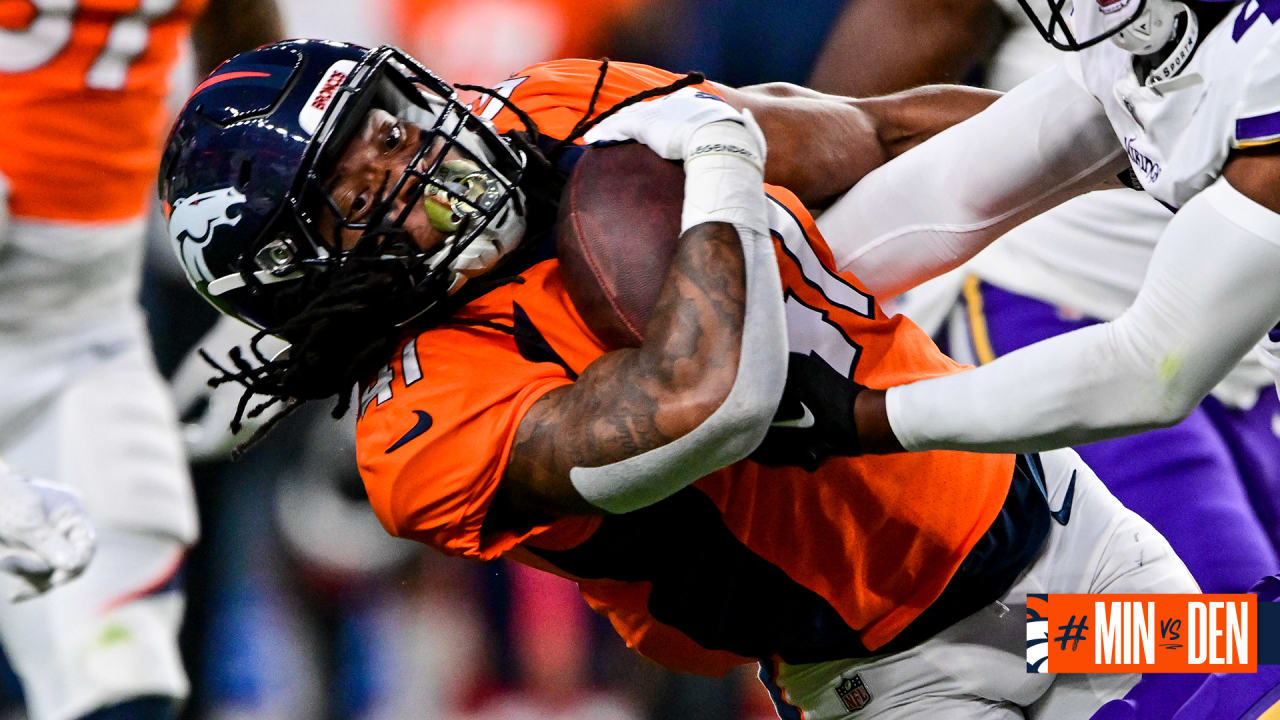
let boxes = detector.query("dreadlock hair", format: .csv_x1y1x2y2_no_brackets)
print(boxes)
205,58,707,457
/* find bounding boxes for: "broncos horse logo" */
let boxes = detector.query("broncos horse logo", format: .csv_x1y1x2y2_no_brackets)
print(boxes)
168,187,247,284
1027,594,1051,673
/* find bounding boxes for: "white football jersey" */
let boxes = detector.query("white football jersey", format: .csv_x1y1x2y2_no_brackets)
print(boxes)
961,3,1280,408
1071,3,1280,209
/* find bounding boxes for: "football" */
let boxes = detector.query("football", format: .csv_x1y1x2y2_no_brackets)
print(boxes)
556,142,685,349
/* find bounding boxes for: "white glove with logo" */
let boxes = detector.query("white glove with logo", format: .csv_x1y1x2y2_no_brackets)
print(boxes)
0,465,95,601
581,85,749,161
171,315,290,464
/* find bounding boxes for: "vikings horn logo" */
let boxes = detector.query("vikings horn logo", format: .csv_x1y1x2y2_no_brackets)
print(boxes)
168,187,247,284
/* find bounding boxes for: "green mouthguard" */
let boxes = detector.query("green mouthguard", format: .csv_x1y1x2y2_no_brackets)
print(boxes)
423,159,497,233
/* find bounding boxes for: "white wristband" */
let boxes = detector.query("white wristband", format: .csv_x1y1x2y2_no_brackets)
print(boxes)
568,114,784,513
680,116,768,234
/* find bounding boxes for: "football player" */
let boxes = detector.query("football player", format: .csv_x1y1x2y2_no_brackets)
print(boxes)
821,1,1280,471
807,0,1280,597
0,1,279,718
158,40,1196,719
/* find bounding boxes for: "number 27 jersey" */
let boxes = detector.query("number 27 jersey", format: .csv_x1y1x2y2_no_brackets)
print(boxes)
355,60,1018,676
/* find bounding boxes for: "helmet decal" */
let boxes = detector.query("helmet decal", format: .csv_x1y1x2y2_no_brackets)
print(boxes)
299,60,357,135
168,186,248,285
190,70,273,96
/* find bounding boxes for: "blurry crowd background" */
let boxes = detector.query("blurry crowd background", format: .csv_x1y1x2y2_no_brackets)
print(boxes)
0,1,1031,718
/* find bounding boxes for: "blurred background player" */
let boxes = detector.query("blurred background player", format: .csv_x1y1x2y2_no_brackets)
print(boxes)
806,0,1280,597
0,1,279,718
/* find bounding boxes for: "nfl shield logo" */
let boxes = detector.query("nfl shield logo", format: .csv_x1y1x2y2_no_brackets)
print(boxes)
835,674,872,712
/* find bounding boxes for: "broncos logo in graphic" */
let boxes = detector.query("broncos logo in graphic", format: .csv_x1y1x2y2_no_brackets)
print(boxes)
168,187,247,284
1027,594,1051,673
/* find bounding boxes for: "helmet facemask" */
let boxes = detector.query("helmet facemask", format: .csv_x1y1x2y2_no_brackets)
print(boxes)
1016,0,1151,51
274,47,528,331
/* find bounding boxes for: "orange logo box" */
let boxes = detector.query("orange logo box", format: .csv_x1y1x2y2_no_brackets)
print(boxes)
1027,594,1258,673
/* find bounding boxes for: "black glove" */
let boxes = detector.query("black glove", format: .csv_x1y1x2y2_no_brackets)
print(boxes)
749,351,866,471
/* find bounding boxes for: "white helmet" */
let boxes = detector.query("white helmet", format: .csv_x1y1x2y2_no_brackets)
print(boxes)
1111,0,1191,54
1016,0,1214,54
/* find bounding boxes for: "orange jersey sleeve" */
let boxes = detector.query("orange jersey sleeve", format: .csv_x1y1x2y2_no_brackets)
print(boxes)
356,261,605,560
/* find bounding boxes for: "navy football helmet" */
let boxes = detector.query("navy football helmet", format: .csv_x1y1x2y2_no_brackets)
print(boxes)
159,39,527,334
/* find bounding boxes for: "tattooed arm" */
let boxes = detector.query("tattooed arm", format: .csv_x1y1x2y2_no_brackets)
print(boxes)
490,113,786,529
493,222,748,523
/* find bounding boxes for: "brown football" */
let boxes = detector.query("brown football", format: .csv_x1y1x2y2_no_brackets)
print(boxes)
556,143,684,349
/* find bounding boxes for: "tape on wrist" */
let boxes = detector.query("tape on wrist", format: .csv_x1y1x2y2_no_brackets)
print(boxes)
684,118,764,170
680,121,767,234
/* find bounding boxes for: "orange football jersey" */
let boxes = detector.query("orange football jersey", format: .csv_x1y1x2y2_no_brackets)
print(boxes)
0,0,206,222
356,60,1024,676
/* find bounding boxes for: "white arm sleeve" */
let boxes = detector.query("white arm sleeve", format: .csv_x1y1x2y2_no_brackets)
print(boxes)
887,177,1280,452
817,63,1125,299
569,118,787,513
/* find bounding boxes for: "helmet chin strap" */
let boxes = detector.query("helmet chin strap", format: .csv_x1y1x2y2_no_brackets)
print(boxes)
1141,4,1200,84
1115,1,1200,84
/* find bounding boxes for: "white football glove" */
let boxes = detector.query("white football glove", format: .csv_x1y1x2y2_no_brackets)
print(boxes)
0,466,95,602
171,315,289,464
582,85,749,161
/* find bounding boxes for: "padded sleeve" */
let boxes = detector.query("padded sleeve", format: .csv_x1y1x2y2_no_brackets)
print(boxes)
886,176,1280,452
816,63,1123,299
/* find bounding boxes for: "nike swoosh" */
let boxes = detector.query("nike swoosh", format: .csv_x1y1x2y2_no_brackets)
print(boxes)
1051,470,1077,526
771,402,815,429
385,410,433,454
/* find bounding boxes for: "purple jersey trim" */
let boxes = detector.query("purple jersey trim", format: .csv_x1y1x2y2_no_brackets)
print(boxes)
1237,110,1280,144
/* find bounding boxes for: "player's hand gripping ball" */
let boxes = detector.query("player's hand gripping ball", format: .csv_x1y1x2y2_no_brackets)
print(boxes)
581,85,744,160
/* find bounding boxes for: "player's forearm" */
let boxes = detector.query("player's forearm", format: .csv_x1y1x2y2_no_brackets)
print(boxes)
856,84,1001,158
192,0,284,76
716,83,886,207
807,0,1007,97
817,64,1123,299
503,221,751,517
501,121,786,519
717,82,998,207
867,177,1280,453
